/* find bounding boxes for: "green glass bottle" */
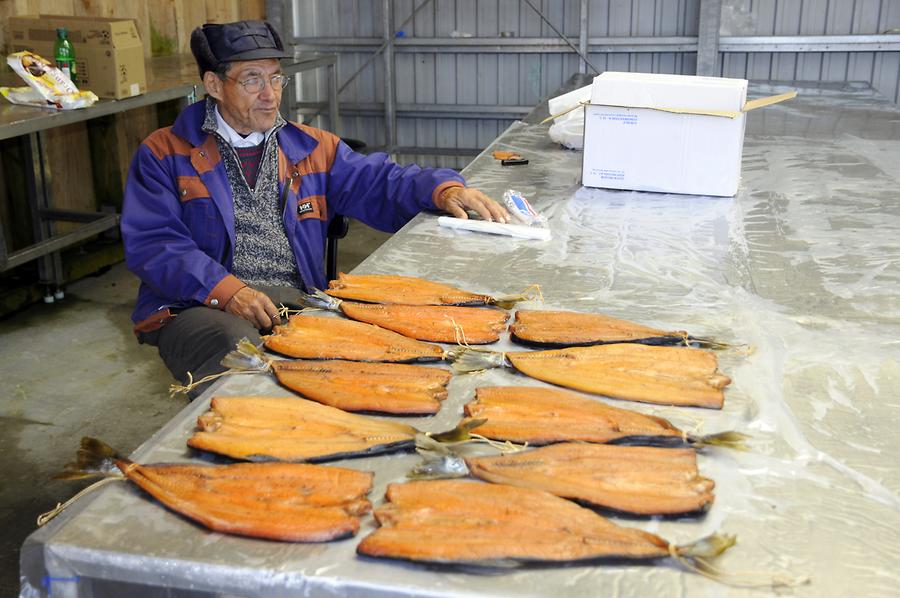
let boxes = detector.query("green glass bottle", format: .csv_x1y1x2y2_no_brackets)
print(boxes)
53,27,77,84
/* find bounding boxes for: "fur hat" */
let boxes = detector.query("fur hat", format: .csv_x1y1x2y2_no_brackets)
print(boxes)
190,20,288,78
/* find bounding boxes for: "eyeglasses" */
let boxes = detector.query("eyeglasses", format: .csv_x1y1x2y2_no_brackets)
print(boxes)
224,73,291,93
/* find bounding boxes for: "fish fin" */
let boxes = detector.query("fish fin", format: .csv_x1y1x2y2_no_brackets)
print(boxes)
690,431,751,451
446,347,507,372
428,418,487,443
54,437,125,480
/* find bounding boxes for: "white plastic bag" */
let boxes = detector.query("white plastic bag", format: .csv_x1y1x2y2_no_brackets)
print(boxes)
546,83,591,150
2,51,97,110
548,116,585,150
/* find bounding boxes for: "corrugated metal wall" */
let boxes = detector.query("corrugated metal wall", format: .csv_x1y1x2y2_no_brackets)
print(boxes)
281,0,899,167
719,0,900,97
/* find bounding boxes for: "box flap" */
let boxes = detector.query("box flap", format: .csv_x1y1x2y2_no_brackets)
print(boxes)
591,71,747,112
743,90,797,112
12,15,142,48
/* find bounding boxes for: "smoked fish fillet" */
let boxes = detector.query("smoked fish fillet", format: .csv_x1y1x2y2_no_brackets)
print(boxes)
339,301,509,344
265,315,444,362
506,344,729,408
463,386,685,444
357,480,671,564
270,359,452,415
510,309,686,347
120,460,373,541
326,273,495,306
188,396,418,462
466,443,714,515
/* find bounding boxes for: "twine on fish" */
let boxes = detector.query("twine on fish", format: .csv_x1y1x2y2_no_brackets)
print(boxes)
444,323,508,373
169,369,262,397
465,434,528,454
667,542,810,589
37,476,125,527
277,303,321,318
169,338,274,397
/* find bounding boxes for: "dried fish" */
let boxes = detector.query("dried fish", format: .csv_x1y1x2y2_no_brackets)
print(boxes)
188,396,419,462
338,302,509,344
289,288,510,344
265,314,445,363
188,396,486,463
55,437,373,542
270,359,452,415
450,344,731,409
357,479,734,566
462,386,746,448
466,443,715,515
326,272,536,309
510,309,688,347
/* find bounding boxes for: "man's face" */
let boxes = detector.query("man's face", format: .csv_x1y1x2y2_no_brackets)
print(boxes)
205,58,283,134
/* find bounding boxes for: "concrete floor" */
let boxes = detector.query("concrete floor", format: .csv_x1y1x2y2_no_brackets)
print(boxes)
0,220,390,595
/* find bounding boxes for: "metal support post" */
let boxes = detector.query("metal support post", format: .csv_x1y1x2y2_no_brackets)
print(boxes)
697,0,722,76
24,132,63,300
266,0,289,43
579,0,589,75
327,62,341,135
382,0,396,155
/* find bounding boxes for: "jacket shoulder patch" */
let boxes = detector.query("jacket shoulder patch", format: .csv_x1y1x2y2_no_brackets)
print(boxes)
144,127,192,161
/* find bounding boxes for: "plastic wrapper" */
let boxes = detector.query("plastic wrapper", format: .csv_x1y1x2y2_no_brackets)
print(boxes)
502,189,546,227
1,51,97,110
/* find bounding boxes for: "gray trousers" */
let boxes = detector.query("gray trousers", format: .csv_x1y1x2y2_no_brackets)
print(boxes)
138,286,306,399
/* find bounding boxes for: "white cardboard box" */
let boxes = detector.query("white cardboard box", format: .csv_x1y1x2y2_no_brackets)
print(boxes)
582,72,793,197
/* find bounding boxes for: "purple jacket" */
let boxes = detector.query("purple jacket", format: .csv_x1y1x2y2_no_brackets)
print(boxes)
121,101,464,333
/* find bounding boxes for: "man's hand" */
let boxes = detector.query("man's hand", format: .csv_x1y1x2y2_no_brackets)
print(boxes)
224,286,282,330
435,187,511,223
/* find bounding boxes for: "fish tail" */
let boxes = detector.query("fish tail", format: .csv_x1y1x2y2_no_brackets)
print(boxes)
428,418,487,443
295,288,342,311
491,283,543,310
219,337,271,372
672,533,809,588
690,431,751,451
689,336,755,356
54,437,127,480
408,433,470,480
675,532,736,559
446,347,507,372
170,338,269,397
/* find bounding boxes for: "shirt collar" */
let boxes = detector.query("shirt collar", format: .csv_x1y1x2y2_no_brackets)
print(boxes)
202,98,284,148
214,104,267,148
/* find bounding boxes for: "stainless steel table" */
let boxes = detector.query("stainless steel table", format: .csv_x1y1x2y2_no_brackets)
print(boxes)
0,54,339,297
20,78,900,597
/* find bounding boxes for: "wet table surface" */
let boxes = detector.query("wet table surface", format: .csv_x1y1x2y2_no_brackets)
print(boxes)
20,77,900,597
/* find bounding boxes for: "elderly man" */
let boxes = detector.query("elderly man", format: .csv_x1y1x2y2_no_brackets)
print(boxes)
121,20,509,394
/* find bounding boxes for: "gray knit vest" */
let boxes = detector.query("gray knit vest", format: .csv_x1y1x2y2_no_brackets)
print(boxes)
202,99,302,289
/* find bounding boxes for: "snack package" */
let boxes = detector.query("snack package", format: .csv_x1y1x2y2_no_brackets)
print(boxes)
503,190,547,227
1,51,97,110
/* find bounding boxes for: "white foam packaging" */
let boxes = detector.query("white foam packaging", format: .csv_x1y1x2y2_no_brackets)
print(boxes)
582,71,794,197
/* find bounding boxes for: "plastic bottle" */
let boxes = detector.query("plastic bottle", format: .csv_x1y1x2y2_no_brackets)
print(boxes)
53,27,77,84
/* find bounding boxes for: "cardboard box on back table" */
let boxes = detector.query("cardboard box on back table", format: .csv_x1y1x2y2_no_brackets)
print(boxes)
9,15,146,100
582,72,795,197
